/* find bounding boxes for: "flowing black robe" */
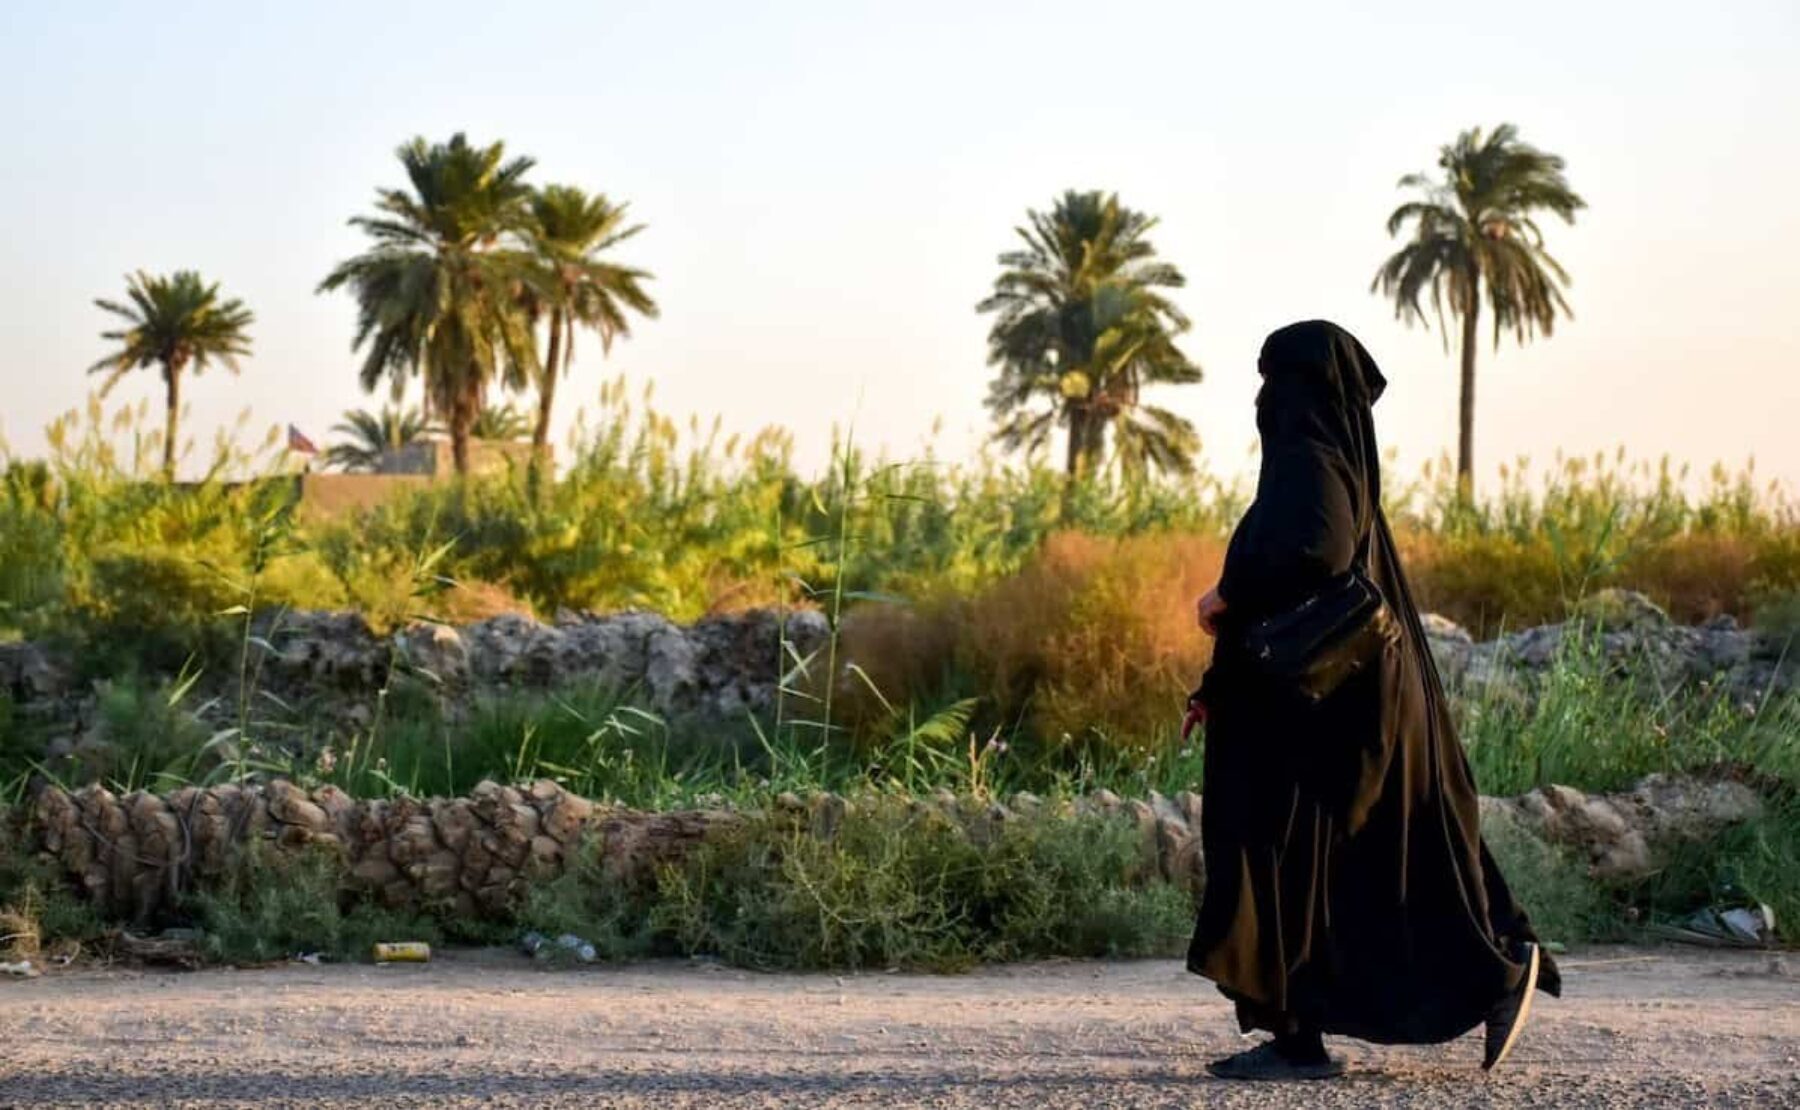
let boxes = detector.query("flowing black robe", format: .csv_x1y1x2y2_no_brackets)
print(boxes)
1187,321,1561,1045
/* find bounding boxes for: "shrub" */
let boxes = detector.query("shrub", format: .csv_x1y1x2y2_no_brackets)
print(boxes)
653,800,1191,970
0,808,104,961
1482,808,1615,945
1615,790,1800,946
188,839,451,964
845,533,1221,759
1461,629,1800,797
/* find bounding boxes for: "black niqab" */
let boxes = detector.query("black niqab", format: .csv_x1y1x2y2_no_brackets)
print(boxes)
1189,320,1560,1045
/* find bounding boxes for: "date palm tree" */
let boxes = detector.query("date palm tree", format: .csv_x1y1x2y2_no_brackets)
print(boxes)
324,405,434,472
470,402,533,441
978,190,1201,485
523,185,658,454
90,270,254,480
319,133,541,475
1373,123,1585,490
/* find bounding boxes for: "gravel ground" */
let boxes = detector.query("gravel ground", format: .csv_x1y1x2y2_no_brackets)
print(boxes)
2,946,1797,1108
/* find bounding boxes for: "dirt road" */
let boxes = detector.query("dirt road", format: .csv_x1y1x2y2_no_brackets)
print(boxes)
2,946,1796,1108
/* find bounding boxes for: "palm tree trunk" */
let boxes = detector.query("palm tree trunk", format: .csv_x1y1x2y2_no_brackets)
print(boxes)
450,390,475,476
1064,408,1084,481
162,363,182,481
1059,406,1086,518
1457,276,1481,494
533,308,564,455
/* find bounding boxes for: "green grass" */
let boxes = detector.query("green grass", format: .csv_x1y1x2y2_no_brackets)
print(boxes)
1460,629,1800,798
0,811,106,961
649,801,1191,970
185,840,477,964
225,799,1194,970
1482,810,1618,947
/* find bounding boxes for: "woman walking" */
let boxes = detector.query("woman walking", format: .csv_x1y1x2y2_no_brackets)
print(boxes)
1185,320,1558,1080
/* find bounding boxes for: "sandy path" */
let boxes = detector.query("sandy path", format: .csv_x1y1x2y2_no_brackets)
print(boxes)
1,946,1796,1108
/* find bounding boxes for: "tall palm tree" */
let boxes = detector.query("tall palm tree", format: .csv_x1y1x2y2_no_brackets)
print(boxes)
977,190,1201,484
1373,123,1585,490
319,133,541,475
324,405,434,472
90,270,254,479
523,184,658,454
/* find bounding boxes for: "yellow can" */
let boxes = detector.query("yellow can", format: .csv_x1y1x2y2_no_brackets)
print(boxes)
372,942,431,963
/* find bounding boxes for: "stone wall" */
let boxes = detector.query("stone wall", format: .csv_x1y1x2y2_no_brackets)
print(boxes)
3,588,1791,770
1423,589,1794,700
256,608,832,721
17,773,1761,928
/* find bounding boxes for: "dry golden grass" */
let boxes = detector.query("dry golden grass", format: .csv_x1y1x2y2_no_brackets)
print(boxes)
843,532,1223,749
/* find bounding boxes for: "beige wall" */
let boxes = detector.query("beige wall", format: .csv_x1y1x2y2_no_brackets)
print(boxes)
296,473,433,520
294,439,549,519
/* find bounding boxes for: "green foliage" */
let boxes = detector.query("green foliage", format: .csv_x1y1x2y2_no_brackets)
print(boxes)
0,808,106,959
1393,451,1800,634
979,190,1201,480
314,679,700,804
1482,810,1616,946
1460,627,1800,798
468,403,533,442
523,183,658,450
189,840,445,964
324,405,435,473
1374,123,1584,485
1614,790,1800,946
1750,588,1800,647
514,835,660,962
319,133,540,474
655,801,1190,970
11,392,1791,657
89,270,255,479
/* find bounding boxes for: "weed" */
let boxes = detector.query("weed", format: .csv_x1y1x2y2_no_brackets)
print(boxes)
653,800,1190,970
0,810,104,960
188,839,445,964
1483,810,1617,946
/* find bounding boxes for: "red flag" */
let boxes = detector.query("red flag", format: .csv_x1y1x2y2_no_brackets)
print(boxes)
287,424,319,455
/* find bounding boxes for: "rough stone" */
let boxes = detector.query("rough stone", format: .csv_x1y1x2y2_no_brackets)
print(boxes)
13,771,1768,928
0,640,67,703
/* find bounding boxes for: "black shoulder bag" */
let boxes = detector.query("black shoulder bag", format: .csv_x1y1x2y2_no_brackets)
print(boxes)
1240,494,1400,704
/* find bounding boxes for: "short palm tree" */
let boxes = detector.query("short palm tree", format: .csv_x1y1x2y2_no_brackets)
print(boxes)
524,185,658,454
319,133,541,475
470,402,533,441
324,405,434,472
1373,123,1585,490
978,190,1201,484
90,270,254,480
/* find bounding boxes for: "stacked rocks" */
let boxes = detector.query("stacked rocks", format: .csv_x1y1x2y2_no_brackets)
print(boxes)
1426,588,1795,700
16,772,1762,929
1481,772,1763,880
257,607,833,720
26,778,732,925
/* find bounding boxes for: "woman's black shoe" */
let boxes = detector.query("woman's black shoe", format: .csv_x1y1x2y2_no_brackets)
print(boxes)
1207,1040,1345,1081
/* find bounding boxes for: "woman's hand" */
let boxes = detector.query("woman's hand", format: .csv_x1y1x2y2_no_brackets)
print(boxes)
1195,585,1227,637
1181,693,1207,741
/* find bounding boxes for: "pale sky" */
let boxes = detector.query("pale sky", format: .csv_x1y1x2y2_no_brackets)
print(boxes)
4,1,1798,492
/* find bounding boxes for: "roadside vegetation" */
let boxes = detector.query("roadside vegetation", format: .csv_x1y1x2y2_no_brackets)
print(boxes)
2,120,1796,972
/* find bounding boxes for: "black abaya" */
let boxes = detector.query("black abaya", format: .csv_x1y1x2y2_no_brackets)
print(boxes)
1187,320,1561,1045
